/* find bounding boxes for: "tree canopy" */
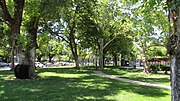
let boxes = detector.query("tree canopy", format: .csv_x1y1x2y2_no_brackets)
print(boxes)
0,0,169,76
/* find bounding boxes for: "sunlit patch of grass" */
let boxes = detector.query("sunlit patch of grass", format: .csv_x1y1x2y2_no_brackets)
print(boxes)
76,96,96,100
44,66,75,69
0,90,5,95
39,72,88,78
2,75,16,80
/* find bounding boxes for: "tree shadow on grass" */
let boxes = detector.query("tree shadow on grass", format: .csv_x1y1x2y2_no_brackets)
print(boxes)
0,68,170,101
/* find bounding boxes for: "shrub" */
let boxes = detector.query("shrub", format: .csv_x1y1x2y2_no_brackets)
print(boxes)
149,64,160,73
149,64,170,74
159,64,170,74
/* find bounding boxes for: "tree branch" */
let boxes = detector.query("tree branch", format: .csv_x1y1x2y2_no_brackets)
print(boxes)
45,23,70,44
103,36,118,50
147,44,165,48
13,0,25,21
0,0,14,24
0,17,10,25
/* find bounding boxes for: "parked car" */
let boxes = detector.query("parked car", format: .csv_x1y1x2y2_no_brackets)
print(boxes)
53,62,61,66
42,62,54,67
0,62,9,67
9,62,19,68
35,62,44,68
121,60,130,66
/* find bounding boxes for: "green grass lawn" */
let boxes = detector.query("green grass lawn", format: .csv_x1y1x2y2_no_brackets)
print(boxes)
102,67,170,86
0,66,170,101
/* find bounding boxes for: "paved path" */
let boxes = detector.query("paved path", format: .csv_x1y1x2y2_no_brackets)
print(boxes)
94,71,171,90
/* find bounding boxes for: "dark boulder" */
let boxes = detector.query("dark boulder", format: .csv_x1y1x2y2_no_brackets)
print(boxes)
14,64,30,79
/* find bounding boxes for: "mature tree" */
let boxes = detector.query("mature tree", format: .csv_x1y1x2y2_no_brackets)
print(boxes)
18,0,64,78
132,0,168,73
0,0,40,78
11,0,43,78
43,0,99,69
1,0,63,78
107,35,133,66
167,0,180,100
0,0,25,69
79,0,133,69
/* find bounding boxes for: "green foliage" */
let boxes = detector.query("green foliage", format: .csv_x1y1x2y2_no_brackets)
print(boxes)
36,32,63,60
149,46,167,57
0,22,11,59
48,39,63,55
37,0,63,20
0,0,170,65
149,64,160,73
107,34,133,56
149,64,170,73
16,33,31,49
78,0,134,53
25,0,41,17
6,0,15,17
167,0,180,10
131,0,169,59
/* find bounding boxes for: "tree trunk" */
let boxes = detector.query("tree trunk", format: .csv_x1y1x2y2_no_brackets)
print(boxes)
0,0,25,70
132,56,136,69
168,4,180,101
37,55,43,62
28,47,36,78
10,37,15,70
16,16,39,79
75,56,80,68
119,54,121,66
99,39,104,69
27,17,39,79
142,40,149,74
99,51,103,69
88,58,90,66
48,54,54,62
95,48,98,69
103,53,105,67
113,53,118,66
69,26,79,69
17,46,36,79
10,19,25,70
143,59,149,74
70,44,80,69
10,20,21,70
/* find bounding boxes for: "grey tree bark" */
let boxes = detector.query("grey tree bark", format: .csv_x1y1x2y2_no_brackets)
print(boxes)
99,39,104,69
171,8,180,101
167,1,180,100
17,17,39,79
69,26,80,69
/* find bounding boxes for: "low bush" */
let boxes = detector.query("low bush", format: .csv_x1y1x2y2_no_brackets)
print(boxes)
149,64,170,74
149,64,160,73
